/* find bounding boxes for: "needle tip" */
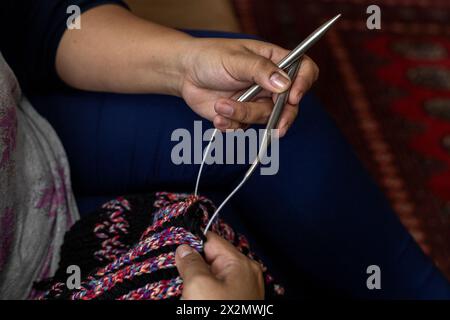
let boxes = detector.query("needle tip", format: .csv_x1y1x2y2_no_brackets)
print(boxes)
320,13,342,32
330,14,342,23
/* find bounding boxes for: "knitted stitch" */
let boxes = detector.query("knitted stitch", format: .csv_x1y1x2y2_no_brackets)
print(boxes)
36,192,284,300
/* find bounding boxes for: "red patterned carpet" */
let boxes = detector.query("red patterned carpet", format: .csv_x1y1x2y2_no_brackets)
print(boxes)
233,0,450,279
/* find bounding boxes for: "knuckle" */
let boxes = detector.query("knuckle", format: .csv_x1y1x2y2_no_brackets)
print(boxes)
249,260,264,276
241,104,251,122
261,105,272,122
314,64,320,81
224,256,249,272
252,56,273,74
227,49,243,60
230,121,241,130
227,257,245,268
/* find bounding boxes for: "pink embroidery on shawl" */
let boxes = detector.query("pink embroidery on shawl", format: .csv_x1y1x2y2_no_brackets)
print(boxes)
36,163,69,217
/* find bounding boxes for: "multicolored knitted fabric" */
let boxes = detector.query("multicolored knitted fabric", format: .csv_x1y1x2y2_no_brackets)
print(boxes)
35,192,284,300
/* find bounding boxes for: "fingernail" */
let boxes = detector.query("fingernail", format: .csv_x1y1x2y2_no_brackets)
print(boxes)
278,122,288,137
270,71,291,90
216,117,231,128
177,245,193,258
216,102,234,117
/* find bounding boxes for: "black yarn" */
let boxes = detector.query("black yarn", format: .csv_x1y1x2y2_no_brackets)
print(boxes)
35,193,284,300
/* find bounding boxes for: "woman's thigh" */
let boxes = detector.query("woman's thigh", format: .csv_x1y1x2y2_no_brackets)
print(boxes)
30,90,246,197
31,89,450,299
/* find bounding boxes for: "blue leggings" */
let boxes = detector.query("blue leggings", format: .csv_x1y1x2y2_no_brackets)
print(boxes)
29,31,450,300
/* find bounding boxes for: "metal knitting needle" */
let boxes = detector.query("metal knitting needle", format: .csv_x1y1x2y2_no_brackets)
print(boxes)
203,60,302,235
247,60,301,180
194,14,341,197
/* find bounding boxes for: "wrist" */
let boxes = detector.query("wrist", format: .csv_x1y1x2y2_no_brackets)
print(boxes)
163,35,196,97
137,30,195,97
176,37,206,97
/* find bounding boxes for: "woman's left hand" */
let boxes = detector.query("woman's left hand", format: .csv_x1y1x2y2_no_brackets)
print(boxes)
56,5,318,137
180,38,319,137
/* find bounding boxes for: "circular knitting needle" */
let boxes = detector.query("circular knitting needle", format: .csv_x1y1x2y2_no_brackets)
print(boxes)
203,60,301,235
194,14,341,197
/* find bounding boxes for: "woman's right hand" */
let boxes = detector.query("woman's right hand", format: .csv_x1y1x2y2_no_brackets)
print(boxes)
175,232,265,300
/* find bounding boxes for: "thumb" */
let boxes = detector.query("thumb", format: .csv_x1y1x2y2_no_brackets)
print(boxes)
175,245,212,282
226,53,291,94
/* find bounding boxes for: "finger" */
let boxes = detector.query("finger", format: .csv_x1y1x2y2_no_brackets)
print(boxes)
242,42,318,103
289,56,319,105
276,102,299,137
241,39,290,65
175,245,212,283
203,232,244,264
213,115,240,131
214,98,274,125
223,52,291,94
203,233,261,288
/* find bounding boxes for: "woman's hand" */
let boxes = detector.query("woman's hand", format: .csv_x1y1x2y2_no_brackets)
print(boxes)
180,38,319,137
175,232,264,300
